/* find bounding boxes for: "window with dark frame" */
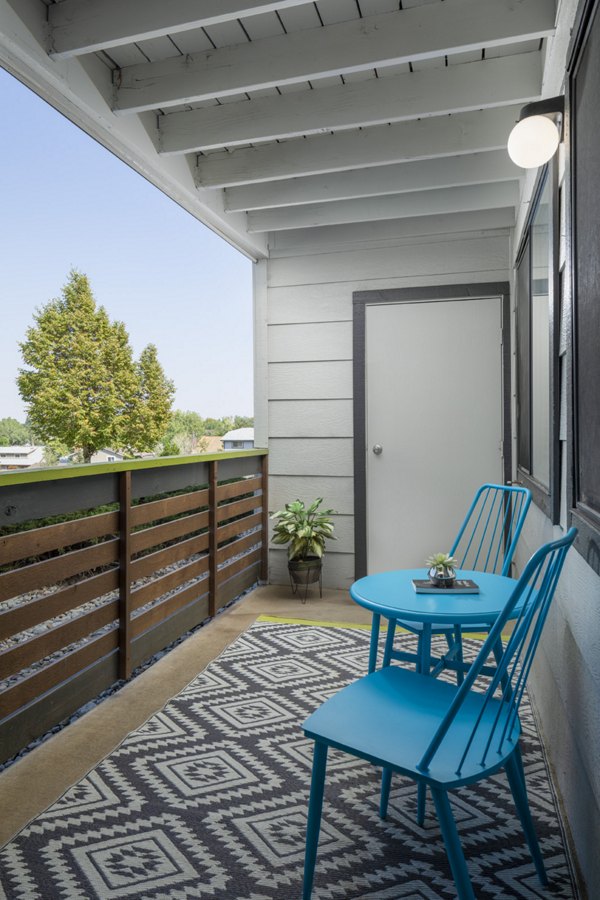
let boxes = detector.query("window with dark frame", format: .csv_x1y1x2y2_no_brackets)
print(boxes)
516,237,531,474
569,0,600,553
515,167,558,519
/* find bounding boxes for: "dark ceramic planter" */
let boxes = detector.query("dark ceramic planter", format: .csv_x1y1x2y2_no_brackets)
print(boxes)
288,557,323,601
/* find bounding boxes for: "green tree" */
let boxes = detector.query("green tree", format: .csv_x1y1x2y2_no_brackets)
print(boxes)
160,410,254,454
159,437,180,457
125,344,175,454
42,439,71,467
0,417,34,445
18,270,174,463
233,415,253,430
162,409,206,454
204,416,230,435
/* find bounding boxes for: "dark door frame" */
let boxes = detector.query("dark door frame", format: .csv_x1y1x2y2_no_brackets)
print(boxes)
352,282,512,579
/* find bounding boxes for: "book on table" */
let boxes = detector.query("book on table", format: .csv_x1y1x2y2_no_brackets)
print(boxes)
412,578,480,594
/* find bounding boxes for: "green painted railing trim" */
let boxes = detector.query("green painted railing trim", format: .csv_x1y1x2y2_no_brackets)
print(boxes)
0,448,268,487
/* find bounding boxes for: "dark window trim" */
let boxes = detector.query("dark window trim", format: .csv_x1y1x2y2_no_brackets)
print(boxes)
516,233,531,475
566,0,600,574
352,282,512,580
514,159,561,523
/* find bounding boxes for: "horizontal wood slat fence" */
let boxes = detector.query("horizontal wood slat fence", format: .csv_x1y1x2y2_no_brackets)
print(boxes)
0,450,268,765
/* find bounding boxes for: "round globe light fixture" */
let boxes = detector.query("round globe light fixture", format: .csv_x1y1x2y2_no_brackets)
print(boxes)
507,97,564,169
508,115,560,168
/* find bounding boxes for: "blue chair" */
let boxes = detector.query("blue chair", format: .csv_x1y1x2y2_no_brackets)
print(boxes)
302,528,576,900
379,483,532,680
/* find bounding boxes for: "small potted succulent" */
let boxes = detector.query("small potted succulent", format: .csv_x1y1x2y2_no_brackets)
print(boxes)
271,498,336,597
425,552,459,588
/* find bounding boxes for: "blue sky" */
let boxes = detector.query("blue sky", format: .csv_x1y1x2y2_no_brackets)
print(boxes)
0,68,253,422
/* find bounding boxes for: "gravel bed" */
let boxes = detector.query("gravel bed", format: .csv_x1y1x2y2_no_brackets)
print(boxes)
0,528,262,771
0,580,258,774
0,530,262,690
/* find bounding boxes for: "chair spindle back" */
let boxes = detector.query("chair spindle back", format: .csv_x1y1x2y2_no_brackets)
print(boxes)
450,484,531,576
420,527,577,777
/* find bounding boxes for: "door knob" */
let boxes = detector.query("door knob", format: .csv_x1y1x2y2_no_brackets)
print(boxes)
372,444,383,455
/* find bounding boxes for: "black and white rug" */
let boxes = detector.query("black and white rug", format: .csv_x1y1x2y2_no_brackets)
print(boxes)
0,620,577,899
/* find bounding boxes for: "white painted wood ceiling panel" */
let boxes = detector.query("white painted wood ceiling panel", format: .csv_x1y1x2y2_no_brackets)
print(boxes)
315,0,361,26
13,0,556,245
240,12,286,40
342,69,380,83
276,4,323,32
102,44,147,68
164,27,216,56
134,35,182,63
485,38,543,58
276,82,314,94
202,19,251,49
360,0,402,15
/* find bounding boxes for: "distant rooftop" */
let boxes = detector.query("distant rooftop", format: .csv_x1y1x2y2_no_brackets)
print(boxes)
0,445,45,468
0,445,42,456
222,428,254,442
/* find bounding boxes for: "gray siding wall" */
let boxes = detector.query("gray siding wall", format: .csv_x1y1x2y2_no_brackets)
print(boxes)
511,1,600,880
514,506,600,893
260,212,511,590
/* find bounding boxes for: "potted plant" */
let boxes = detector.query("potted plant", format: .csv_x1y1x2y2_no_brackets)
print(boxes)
425,552,459,588
271,498,336,598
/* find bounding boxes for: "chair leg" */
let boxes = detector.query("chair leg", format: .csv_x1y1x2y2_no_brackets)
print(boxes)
416,782,427,826
368,613,381,673
303,741,328,900
505,752,548,886
454,626,464,685
492,637,512,697
430,787,475,900
415,625,432,825
380,766,392,819
418,625,432,675
383,618,397,667
513,743,527,788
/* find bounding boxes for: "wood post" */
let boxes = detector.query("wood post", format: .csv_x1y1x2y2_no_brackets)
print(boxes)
208,460,218,616
260,453,269,583
118,470,132,680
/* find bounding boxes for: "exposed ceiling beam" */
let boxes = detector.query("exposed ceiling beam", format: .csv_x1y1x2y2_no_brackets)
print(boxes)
247,183,520,232
159,53,541,154
48,0,312,59
196,106,521,189
268,208,516,256
224,151,522,212
114,0,555,114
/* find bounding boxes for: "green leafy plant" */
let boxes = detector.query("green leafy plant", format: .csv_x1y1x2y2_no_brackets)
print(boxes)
271,498,336,560
425,552,458,576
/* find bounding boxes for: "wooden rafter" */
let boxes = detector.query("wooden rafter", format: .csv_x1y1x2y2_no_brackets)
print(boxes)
48,0,312,58
113,0,555,114
223,152,522,212
195,106,521,189
159,53,541,154
246,182,520,232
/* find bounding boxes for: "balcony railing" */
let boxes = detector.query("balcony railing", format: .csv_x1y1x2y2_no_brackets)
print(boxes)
0,449,268,765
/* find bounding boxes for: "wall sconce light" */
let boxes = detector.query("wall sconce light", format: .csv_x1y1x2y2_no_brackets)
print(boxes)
507,96,565,169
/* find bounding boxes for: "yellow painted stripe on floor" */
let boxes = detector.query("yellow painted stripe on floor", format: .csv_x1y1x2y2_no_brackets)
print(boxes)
256,615,508,641
256,615,372,630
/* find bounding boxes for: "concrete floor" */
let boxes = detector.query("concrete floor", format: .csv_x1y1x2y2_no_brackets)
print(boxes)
0,584,371,846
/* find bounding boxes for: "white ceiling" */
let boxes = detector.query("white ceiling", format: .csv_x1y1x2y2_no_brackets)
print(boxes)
3,0,558,257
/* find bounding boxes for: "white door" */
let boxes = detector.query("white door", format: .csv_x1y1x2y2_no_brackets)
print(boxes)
366,297,504,572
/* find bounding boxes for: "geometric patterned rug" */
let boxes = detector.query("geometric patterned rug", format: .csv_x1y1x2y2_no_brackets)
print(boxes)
0,620,578,899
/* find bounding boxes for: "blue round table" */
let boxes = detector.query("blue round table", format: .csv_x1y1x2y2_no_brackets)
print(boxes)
349,568,517,674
